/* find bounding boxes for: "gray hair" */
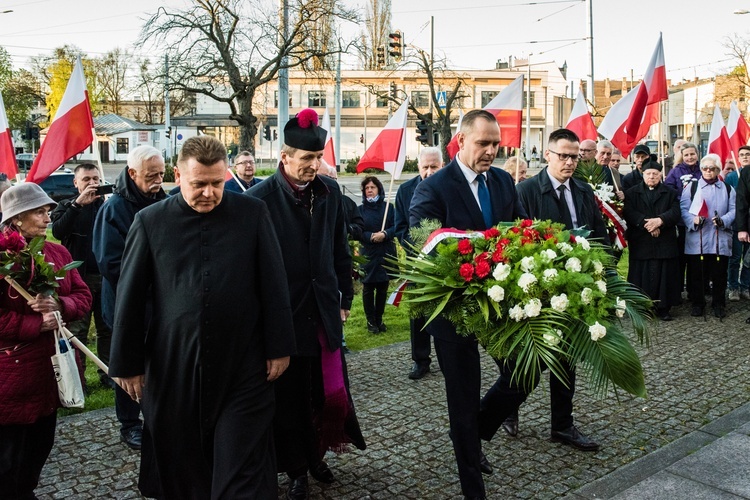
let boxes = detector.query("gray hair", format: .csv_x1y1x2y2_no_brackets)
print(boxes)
700,153,721,171
597,140,614,151
611,148,621,156
418,147,442,164
127,145,162,171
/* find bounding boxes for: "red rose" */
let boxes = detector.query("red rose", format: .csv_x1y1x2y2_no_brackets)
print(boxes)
520,219,533,228
569,234,577,243
475,260,490,278
457,239,474,255
0,229,26,253
484,228,500,239
459,263,475,281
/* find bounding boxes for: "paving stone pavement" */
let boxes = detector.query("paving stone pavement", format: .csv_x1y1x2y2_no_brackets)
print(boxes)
38,299,750,499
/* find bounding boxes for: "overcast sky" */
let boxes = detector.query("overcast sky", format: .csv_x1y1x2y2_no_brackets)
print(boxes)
1,0,748,89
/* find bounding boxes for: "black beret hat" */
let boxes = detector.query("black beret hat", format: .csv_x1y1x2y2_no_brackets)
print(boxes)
284,108,326,151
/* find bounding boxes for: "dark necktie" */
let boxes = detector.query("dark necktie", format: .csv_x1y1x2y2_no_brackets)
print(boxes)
557,184,574,229
476,174,493,229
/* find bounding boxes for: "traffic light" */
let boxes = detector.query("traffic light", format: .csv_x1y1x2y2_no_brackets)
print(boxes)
273,129,277,141
389,82,397,99
263,125,271,141
165,126,171,139
416,113,432,146
376,46,385,68
388,31,403,61
30,126,39,140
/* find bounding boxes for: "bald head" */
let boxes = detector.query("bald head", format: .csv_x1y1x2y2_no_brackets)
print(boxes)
579,139,597,161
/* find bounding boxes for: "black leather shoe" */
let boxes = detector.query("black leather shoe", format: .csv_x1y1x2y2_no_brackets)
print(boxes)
691,306,704,317
501,416,519,437
550,426,599,452
713,306,726,318
120,426,142,450
659,313,674,322
309,461,335,484
286,475,309,500
367,322,380,333
408,363,430,380
378,322,387,332
479,450,493,475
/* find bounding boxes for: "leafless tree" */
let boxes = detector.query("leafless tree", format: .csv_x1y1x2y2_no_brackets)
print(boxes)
356,0,391,70
97,48,131,115
139,0,358,153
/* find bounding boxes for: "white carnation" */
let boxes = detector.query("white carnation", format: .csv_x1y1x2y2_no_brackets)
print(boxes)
616,297,627,318
557,242,573,254
550,293,569,312
592,260,604,274
517,272,538,292
589,321,607,341
565,257,582,273
487,285,505,303
493,263,511,282
520,256,536,272
575,236,591,251
540,249,557,262
543,329,562,347
509,304,526,321
581,287,593,305
595,280,607,294
543,268,558,282
524,298,542,317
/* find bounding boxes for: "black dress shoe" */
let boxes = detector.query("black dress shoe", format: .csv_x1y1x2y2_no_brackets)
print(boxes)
479,450,493,475
120,426,142,450
408,363,430,380
286,475,309,500
309,461,335,484
367,322,380,333
550,426,599,452
501,416,519,437
691,306,704,317
713,306,726,318
378,322,387,332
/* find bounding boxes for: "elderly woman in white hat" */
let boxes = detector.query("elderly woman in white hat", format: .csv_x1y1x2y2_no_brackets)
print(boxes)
0,182,91,499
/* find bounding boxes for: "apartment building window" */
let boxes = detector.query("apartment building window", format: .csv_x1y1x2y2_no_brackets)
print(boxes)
342,91,361,108
376,93,389,108
523,91,535,108
411,91,430,108
308,90,326,107
481,91,498,107
116,138,129,154
273,91,292,108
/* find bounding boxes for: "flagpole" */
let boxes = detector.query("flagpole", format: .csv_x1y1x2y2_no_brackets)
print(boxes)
228,168,247,192
91,128,106,183
381,174,395,232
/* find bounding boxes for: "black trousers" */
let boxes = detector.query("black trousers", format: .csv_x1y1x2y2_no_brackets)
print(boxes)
478,358,575,441
0,412,57,500
432,333,485,498
362,282,389,325
67,273,111,376
115,385,142,432
688,254,729,307
410,316,432,367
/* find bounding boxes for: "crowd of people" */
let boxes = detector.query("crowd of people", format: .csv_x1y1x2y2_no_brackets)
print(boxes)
5,102,750,499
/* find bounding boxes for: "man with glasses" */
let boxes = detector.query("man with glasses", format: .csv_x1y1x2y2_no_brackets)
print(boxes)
225,151,262,192
728,145,750,301
93,145,167,454
578,139,597,163
479,128,607,454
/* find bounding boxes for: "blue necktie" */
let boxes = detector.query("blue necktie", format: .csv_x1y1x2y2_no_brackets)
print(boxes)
476,174,493,229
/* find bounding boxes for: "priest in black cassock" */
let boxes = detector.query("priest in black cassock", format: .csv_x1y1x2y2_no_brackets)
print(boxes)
248,108,366,500
109,135,296,499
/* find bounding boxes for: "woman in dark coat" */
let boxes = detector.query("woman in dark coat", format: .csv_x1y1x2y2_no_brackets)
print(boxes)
623,161,682,320
0,183,91,499
357,176,396,333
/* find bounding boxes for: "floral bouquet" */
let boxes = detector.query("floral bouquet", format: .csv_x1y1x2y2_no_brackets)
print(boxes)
0,227,81,297
392,219,652,398
574,161,628,250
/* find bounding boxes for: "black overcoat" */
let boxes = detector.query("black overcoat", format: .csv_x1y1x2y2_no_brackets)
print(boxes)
357,198,396,283
109,192,295,498
623,182,681,260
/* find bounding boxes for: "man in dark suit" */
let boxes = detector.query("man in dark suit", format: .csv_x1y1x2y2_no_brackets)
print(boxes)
410,110,527,500
478,128,607,454
394,146,443,380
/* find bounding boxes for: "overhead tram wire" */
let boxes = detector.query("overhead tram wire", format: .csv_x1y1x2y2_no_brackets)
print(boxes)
395,0,582,15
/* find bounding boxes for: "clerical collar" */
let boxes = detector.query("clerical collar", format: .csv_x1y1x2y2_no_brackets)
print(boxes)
278,164,311,192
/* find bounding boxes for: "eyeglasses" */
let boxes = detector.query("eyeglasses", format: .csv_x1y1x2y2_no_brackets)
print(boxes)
549,150,580,162
739,153,750,158
579,148,595,153
236,160,255,166
700,166,718,171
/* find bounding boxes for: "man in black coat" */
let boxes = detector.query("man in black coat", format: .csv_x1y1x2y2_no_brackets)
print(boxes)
621,144,652,192
410,110,527,500
478,128,607,454
394,146,443,380
248,109,365,500
110,136,295,499
50,163,109,385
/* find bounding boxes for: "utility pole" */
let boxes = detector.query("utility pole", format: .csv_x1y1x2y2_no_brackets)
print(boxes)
526,57,531,160
587,0,595,107
335,50,341,171
278,0,289,151
164,54,171,161
429,16,434,122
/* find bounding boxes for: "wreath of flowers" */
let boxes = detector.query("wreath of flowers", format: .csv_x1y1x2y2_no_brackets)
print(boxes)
393,219,652,398
0,228,81,297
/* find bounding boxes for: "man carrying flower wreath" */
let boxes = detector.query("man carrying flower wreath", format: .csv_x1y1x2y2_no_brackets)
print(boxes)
410,109,527,500
478,128,608,453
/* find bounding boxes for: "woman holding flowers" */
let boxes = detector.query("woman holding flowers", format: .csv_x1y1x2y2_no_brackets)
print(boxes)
0,183,91,499
624,161,682,321
357,176,396,333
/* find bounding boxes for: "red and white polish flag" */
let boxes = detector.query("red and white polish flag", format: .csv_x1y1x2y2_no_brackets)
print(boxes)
445,108,464,159
707,104,733,165
356,98,409,179
565,90,597,142
446,75,524,159
0,91,18,179
727,101,750,152
27,58,94,184
322,108,336,167
599,34,667,156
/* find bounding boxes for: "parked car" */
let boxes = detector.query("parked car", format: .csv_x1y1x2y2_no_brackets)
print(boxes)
15,153,36,172
38,172,77,202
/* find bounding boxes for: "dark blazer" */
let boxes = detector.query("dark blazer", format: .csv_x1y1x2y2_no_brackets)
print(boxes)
516,167,608,242
623,182,681,260
409,160,527,342
394,175,420,244
736,166,750,233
